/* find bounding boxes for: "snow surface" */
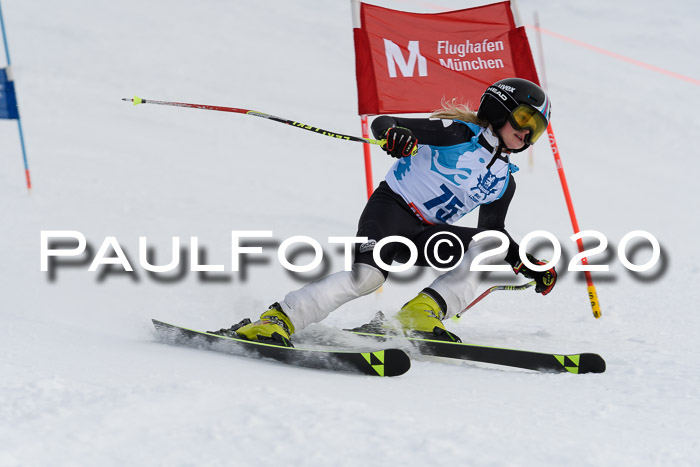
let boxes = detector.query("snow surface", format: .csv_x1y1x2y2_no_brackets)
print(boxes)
2,0,700,465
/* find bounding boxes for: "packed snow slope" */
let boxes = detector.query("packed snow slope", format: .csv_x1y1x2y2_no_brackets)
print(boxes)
2,0,700,465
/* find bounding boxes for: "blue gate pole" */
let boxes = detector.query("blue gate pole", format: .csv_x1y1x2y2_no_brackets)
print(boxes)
0,0,31,190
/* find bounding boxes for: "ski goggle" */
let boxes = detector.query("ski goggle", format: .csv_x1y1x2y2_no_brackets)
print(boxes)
508,104,548,145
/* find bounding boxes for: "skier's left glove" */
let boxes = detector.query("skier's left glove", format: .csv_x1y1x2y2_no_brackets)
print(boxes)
513,253,557,295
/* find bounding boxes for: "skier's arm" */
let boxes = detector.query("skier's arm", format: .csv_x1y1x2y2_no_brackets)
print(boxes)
477,176,520,267
371,115,473,146
479,177,558,294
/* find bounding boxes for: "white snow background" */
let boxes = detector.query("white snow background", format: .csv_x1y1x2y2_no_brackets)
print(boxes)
2,0,700,465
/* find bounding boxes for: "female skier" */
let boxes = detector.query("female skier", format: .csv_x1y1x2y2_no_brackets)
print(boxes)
217,77,557,346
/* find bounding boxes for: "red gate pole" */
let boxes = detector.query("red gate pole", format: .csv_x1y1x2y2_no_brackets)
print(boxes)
547,124,602,319
360,115,374,199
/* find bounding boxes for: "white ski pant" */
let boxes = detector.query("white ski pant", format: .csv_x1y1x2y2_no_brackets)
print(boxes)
427,236,508,318
279,236,508,331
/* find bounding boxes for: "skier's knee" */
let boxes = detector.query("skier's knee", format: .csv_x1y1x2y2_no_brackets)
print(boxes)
351,263,385,296
465,234,508,266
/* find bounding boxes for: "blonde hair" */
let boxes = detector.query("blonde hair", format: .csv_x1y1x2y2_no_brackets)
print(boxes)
430,98,488,127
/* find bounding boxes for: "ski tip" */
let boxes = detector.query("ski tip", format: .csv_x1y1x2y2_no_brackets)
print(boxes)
152,318,167,329
578,353,606,374
559,353,606,374
366,348,411,377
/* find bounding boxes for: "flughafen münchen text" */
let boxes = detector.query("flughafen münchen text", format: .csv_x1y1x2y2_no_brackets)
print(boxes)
437,39,505,71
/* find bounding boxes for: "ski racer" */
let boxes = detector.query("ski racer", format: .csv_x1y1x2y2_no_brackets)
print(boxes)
216,77,557,346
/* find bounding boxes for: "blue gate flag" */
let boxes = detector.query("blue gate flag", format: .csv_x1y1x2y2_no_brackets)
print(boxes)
0,66,19,119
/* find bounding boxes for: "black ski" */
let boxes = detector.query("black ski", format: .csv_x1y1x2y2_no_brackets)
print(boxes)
152,319,411,377
349,330,605,374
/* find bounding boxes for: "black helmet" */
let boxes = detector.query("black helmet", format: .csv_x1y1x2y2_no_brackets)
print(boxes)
477,77,551,147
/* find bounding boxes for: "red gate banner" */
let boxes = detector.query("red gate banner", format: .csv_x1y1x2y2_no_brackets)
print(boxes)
352,1,539,115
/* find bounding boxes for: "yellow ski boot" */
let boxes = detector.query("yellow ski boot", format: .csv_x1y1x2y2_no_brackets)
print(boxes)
393,292,461,342
213,304,295,347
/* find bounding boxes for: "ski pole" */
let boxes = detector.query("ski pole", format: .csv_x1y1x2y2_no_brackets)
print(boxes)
121,96,414,153
452,280,536,320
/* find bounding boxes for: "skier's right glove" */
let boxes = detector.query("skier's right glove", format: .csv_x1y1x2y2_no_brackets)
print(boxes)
513,253,557,295
381,127,418,158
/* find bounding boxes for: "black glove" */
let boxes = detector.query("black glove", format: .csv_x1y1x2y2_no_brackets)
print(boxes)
513,253,557,295
382,127,417,158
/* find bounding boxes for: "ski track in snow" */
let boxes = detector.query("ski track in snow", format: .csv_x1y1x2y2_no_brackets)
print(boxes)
2,0,700,465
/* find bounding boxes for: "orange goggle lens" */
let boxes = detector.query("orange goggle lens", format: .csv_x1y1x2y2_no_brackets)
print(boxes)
509,105,548,144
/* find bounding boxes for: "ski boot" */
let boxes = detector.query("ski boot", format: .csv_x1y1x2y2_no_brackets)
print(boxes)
350,292,461,343
392,292,461,343
209,303,295,347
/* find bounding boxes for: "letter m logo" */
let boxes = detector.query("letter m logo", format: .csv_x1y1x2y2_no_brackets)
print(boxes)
383,39,428,78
